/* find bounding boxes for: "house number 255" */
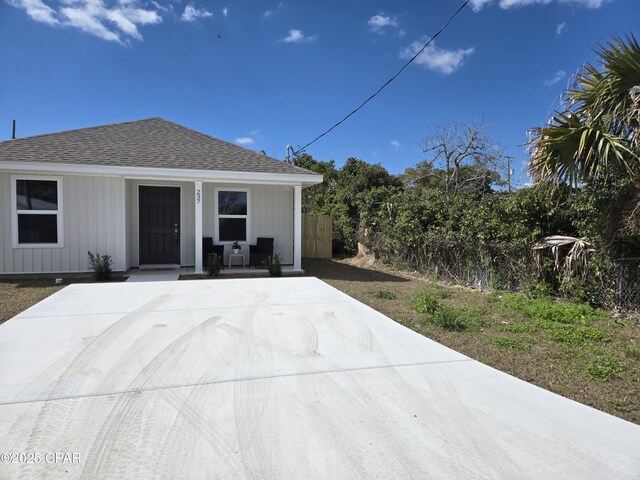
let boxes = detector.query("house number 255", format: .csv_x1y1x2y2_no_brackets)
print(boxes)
196,189,201,205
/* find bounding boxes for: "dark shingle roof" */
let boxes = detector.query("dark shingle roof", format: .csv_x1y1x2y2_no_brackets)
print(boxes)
0,117,316,176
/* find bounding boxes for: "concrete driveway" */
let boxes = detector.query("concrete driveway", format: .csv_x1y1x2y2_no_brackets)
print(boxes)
1,277,639,479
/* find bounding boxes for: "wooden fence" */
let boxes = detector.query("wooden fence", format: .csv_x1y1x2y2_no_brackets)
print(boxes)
302,214,332,259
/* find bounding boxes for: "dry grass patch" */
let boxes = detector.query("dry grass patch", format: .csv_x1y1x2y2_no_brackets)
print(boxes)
0,274,126,325
303,258,640,424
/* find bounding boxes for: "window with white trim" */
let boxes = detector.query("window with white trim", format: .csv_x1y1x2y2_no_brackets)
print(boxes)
12,177,63,247
216,189,248,242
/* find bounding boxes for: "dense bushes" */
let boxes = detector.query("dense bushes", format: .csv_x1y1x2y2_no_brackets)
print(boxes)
294,149,639,306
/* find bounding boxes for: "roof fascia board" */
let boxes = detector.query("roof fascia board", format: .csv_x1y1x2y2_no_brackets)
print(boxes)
0,162,323,186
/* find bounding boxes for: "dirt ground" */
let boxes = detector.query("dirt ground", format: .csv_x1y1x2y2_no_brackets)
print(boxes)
0,274,126,324
303,258,640,425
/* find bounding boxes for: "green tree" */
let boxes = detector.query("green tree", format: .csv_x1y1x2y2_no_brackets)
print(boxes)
292,153,337,214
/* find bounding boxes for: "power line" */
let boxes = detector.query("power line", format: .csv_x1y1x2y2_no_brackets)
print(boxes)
290,0,471,157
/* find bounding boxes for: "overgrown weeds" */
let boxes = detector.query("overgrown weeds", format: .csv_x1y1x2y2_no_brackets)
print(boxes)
586,356,626,380
374,290,397,300
411,291,441,314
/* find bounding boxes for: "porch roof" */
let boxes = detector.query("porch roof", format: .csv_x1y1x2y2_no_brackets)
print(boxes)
0,118,322,185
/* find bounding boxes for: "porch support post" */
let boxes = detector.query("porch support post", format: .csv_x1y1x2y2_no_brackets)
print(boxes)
294,185,302,271
194,181,203,274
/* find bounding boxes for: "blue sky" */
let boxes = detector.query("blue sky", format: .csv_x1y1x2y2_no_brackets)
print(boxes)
1,0,638,185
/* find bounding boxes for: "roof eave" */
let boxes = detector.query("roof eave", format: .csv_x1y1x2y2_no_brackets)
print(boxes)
0,161,324,187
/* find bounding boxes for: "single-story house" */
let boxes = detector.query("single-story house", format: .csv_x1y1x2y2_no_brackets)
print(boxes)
0,117,323,274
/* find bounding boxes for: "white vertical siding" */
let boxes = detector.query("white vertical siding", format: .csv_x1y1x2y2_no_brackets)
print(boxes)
124,179,132,270
0,173,126,274
0,174,295,273
203,183,294,265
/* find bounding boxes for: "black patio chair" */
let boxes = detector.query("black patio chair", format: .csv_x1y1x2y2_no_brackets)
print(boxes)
202,237,224,269
249,237,274,268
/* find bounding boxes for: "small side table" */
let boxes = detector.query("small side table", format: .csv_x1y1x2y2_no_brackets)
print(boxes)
228,253,246,268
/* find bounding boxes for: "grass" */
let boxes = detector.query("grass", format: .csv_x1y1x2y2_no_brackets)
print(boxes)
0,273,126,325
411,291,441,315
373,290,397,300
490,336,536,350
303,258,640,425
586,357,627,380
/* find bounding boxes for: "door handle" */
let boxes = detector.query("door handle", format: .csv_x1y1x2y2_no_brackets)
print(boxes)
174,223,179,243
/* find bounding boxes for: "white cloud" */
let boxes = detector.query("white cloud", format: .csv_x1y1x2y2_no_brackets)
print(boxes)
556,22,566,34
470,0,605,11
544,70,566,86
280,29,318,43
222,6,228,16
181,4,212,22
8,0,59,25
469,0,491,10
401,38,474,75
263,3,284,18
9,0,162,43
235,137,255,145
390,140,400,148
368,13,398,33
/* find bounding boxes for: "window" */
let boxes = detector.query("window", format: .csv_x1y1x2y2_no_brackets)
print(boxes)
12,177,63,247
216,189,249,242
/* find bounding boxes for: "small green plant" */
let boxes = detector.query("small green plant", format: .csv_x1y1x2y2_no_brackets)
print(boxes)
526,280,553,298
207,252,221,277
624,346,640,359
538,321,606,344
504,293,607,325
374,290,397,300
265,253,282,277
429,306,467,331
559,279,588,303
586,356,626,380
485,292,503,304
491,336,535,350
411,291,441,314
88,251,112,281
500,321,538,333
436,290,452,299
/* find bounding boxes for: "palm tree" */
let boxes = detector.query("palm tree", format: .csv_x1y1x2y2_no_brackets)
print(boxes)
528,34,640,186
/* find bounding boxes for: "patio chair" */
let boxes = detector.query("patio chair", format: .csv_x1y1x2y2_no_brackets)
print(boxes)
249,237,274,268
202,237,224,269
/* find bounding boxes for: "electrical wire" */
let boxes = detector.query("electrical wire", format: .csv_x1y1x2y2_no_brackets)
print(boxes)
291,0,471,157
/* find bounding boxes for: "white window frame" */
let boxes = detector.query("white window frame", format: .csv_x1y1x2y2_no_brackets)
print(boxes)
214,187,250,244
11,175,64,248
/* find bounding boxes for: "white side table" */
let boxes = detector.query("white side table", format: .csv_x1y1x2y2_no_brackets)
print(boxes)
228,253,246,268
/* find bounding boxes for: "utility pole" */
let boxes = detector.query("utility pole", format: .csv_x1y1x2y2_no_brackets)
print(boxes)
506,155,514,193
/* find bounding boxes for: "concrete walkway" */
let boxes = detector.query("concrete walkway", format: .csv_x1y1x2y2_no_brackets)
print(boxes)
1,277,639,479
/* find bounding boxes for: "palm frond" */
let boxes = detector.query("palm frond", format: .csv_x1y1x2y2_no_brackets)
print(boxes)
528,33,640,187
528,112,636,185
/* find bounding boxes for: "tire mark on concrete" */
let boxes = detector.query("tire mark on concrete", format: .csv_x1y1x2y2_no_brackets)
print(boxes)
80,315,245,479
16,294,172,480
153,315,251,479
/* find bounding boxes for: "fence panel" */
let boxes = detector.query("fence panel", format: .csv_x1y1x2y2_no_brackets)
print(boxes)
302,214,332,259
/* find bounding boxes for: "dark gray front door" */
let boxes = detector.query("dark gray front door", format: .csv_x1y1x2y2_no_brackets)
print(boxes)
139,186,180,265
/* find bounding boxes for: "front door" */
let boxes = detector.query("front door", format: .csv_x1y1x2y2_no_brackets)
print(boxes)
139,186,180,265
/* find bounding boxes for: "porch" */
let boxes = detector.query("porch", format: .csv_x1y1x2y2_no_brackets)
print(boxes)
125,265,305,282
124,179,303,275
